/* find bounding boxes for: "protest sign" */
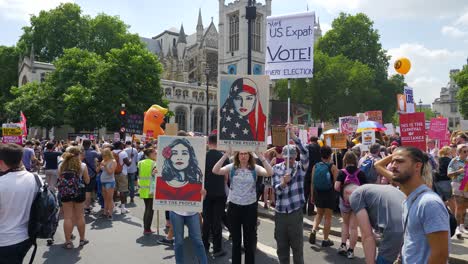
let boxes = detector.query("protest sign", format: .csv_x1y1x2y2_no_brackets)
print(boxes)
113,132,120,142
440,131,451,148
428,118,448,140
339,116,359,135
365,111,383,125
461,120,468,131
265,12,315,79
324,133,347,149
299,129,308,143
309,127,318,138
404,86,415,113
2,123,22,144
397,94,407,113
357,113,366,123
384,123,395,135
165,123,178,136
399,113,426,150
154,136,206,212
271,126,287,146
126,114,144,135
218,75,270,151
361,130,376,152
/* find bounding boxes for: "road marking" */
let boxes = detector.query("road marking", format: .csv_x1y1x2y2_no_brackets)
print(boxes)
221,230,291,257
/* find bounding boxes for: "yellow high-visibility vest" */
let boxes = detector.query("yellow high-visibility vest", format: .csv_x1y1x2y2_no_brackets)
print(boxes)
137,158,156,199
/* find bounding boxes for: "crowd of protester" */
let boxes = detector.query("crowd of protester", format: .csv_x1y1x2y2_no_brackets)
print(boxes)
0,128,467,264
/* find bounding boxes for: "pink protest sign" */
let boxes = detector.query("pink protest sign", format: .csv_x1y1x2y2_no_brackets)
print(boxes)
1,135,23,144
459,163,468,191
309,127,318,138
399,113,427,151
428,118,448,140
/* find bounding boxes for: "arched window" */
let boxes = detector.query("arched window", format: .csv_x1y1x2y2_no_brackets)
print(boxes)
21,75,28,85
194,108,204,133
175,107,187,131
199,92,204,101
192,91,198,100
229,13,239,51
173,38,176,47
183,90,189,98
165,88,172,96
175,89,182,98
211,109,217,132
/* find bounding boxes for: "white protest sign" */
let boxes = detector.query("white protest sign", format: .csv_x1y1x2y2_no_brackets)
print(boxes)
404,86,415,113
360,130,375,152
265,12,315,80
461,120,468,131
384,123,395,135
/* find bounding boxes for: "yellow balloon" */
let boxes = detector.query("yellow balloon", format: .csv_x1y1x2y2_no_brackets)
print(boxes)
394,57,411,75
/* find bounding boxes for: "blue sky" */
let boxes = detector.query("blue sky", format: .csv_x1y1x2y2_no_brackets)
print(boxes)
1,0,467,106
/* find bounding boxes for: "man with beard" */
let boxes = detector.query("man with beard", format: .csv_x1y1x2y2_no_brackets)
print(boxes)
379,146,449,263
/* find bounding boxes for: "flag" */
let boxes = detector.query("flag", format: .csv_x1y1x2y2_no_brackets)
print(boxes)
20,111,27,137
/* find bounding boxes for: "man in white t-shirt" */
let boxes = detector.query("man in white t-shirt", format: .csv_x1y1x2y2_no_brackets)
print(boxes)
113,141,132,214
0,143,40,264
125,141,139,203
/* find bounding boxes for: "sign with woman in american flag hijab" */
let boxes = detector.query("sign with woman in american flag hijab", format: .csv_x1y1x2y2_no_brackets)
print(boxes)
218,75,270,151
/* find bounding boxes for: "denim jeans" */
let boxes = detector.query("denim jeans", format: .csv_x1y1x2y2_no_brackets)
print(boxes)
170,212,208,264
127,172,137,199
376,255,393,264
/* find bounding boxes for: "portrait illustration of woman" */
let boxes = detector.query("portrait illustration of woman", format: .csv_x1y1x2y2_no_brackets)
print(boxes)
219,77,266,142
155,138,203,201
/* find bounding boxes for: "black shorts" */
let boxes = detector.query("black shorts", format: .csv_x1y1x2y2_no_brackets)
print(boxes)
60,191,86,203
85,177,97,192
314,190,336,210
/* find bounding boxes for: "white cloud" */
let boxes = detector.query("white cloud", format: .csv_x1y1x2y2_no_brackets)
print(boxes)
455,10,468,26
320,22,332,35
388,43,466,105
0,0,74,21
441,26,467,38
308,0,467,19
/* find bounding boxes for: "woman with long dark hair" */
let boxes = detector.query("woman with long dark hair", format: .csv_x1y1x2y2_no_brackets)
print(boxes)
155,138,203,201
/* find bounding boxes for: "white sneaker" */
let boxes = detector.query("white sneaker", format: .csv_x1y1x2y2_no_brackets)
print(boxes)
460,225,468,234
121,207,130,214
338,244,347,255
347,250,355,259
455,227,463,240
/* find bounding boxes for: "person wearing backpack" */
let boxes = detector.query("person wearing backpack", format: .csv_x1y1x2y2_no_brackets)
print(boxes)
303,136,321,216
334,151,367,259
0,144,39,264
213,147,273,264
359,143,382,184
57,146,90,249
309,145,339,248
112,141,132,214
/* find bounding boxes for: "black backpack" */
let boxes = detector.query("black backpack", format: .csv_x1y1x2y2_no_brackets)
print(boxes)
28,174,59,264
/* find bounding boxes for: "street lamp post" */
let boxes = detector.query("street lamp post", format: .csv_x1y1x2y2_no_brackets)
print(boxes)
205,68,210,135
419,99,423,112
246,0,256,75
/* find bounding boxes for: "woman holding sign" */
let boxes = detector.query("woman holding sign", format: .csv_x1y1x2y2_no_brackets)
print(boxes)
213,147,273,264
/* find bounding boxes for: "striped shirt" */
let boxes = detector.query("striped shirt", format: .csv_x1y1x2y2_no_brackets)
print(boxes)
272,138,309,214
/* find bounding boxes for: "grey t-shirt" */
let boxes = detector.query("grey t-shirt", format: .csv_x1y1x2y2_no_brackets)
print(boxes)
350,184,405,262
100,161,115,183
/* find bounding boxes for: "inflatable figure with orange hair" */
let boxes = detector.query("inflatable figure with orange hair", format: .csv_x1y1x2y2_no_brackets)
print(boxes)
143,105,168,139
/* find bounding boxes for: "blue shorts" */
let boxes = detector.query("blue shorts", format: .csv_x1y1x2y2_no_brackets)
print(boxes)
102,181,116,189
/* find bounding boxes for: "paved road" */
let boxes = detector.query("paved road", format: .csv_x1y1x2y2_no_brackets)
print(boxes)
25,192,366,263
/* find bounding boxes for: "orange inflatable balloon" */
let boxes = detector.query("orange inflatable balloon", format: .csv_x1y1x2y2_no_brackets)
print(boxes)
394,57,411,75
143,104,168,139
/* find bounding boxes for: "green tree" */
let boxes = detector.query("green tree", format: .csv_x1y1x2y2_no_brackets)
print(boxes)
455,65,468,119
5,82,57,129
317,13,389,81
93,43,165,130
17,3,141,62
17,3,89,62
0,46,19,123
275,51,376,121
